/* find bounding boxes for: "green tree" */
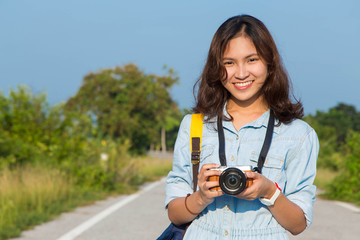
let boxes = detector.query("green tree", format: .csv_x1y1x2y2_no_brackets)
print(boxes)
309,103,360,145
65,64,180,154
326,131,360,204
304,103,360,170
0,86,94,168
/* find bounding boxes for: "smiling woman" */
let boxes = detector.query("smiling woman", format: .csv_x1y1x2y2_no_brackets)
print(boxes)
163,14,319,240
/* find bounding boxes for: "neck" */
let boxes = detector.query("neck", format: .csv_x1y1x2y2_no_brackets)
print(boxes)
226,96,269,131
227,95,268,115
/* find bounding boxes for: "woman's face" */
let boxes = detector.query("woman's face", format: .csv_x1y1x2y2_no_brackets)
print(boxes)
222,36,268,108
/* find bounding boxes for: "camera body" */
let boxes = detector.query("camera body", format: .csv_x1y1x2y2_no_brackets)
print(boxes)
208,166,254,195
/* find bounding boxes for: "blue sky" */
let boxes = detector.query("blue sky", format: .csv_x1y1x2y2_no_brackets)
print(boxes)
0,0,359,114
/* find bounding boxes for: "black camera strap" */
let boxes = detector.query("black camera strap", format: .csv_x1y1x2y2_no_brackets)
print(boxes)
255,110,275,173
217,115,227,166
217,110,275,173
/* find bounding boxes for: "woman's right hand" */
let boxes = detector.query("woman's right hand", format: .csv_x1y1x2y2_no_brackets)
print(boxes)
168,163,223,225
197,163,224,206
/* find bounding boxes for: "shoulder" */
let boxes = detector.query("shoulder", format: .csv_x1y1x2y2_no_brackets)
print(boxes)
277,118,318,141
181,114,193,123
179,114,193,128
277,119,319,166
179,113,206,128
177,114,194,137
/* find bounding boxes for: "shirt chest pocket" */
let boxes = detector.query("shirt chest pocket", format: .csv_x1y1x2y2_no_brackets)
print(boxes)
249,152,284,182
199,145,217,165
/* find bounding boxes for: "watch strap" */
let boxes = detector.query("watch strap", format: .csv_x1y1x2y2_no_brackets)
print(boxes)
259,187,281,206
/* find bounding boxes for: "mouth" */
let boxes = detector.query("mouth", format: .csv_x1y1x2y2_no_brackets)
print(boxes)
233,80,254,89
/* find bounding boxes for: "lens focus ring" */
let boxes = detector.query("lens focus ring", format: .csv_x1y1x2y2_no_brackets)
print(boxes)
219,167,247,195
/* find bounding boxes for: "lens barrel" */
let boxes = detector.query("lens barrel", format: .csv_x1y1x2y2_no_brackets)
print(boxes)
219,167,247,195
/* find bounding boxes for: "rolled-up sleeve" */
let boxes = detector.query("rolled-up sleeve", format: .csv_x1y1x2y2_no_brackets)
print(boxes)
165,115,194,208
284,127,319,228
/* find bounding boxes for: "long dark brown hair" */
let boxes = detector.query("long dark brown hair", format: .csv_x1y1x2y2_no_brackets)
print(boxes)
193,15,303,124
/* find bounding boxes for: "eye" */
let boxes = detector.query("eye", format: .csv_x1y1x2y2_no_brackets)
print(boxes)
248,58,259,63
223,61,234,66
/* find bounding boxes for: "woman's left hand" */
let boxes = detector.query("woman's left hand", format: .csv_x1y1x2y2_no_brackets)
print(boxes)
234,171,277,200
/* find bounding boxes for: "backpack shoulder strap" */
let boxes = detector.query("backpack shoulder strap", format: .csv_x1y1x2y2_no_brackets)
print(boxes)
190,113,204,192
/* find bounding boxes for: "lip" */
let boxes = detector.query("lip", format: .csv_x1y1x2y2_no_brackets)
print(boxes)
232,80,254,90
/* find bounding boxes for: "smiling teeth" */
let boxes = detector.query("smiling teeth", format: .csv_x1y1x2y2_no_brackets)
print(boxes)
234,81,253,87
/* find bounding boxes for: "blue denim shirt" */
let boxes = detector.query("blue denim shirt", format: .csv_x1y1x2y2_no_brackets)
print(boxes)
165,110,319,240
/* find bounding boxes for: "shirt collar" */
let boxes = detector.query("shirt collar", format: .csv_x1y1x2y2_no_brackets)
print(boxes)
249,110,280,134
204,103,280,134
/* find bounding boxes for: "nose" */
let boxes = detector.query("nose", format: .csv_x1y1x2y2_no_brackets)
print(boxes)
235,64,249,80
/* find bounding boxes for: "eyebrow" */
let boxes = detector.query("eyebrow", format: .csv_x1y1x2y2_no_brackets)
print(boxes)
245,53,259,58
223,53,259,60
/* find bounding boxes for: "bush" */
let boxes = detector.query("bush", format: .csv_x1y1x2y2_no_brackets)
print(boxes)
0,87,94,168
0,84,176,239
325,131,360,205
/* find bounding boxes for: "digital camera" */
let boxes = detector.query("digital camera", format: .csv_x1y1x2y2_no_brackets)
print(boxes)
208,166,254,195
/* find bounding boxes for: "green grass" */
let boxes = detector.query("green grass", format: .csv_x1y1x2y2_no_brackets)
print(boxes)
0,156,173,240
0,166,76,239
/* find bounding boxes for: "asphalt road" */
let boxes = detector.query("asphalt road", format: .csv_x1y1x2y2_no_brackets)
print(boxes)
11,178,360,240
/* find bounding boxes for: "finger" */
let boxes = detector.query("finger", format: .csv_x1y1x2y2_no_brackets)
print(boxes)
239,186,254,196
210,190,224,198
205,179,220,189
236,188,257,200
201,163,221,171
206,186,224,195
199,176,219,192
198,164,221,180
203,169,221,178
198,170,221,185
199,183,223,198
245,171,259,179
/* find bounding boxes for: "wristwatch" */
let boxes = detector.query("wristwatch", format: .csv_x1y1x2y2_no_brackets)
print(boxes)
259,184,281,206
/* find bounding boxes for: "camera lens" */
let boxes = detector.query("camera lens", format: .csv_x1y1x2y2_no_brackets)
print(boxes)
219,167,246,195
225,174,240,188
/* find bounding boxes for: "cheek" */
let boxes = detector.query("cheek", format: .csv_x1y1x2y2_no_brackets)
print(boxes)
254,65,268,80
221,68,231,84
224,67,234,79
222,79,230,90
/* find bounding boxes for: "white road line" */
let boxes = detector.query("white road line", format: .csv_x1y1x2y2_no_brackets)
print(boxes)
334,201,360,213
57,178,166,240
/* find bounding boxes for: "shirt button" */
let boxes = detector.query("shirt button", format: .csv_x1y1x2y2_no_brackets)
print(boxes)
231,156,234,162
225,230,229,236
236,135,239,140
